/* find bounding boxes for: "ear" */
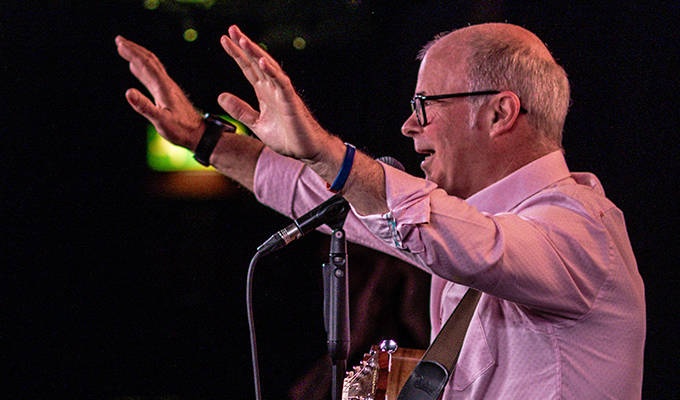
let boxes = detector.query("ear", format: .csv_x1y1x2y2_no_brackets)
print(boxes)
488,91,522,139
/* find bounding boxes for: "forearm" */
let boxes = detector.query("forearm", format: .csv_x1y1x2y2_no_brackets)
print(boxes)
209,132,264,192
206,124,388,218
304,134,389,216
254,147,419,268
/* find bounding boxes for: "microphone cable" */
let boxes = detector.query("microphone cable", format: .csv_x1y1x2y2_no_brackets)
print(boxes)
246,250,264,400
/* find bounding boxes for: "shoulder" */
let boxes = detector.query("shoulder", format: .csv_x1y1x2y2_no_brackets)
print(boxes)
517,172,619,222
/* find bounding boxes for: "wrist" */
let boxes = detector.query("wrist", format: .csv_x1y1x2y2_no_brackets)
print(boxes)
327,143,356,192
300,136,356,194
190,120,207,153
302,135,345,174
193,113,237,166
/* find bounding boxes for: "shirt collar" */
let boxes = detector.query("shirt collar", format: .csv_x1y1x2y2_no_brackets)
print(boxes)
466,151,572,214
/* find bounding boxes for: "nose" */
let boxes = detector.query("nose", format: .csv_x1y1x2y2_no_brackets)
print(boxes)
401,111,422,137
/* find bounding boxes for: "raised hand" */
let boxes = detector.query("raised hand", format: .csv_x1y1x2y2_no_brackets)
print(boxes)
115,36,204,151
217,25,332,163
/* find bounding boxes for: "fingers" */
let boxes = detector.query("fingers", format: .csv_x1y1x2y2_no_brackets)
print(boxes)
115,36,148,62
217,92,259,127
257,56,294,95
115,35,169,100
221,25,287,84
125,88,161,122
220,33,266,85
115,35,158,70
221,26,295,99
228,25,278,67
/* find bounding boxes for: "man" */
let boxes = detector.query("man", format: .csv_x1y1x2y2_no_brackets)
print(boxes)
116,22,645,398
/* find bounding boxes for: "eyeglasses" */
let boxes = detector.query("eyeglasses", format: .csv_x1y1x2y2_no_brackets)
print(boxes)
410,90,527,126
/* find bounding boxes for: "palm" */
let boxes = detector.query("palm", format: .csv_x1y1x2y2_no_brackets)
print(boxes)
116,36,203,150
219,26,326,161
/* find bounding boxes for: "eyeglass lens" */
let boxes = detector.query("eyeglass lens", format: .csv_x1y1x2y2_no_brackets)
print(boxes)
411,97,425,126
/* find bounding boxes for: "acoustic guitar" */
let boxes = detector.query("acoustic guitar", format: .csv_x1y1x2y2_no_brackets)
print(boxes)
342,340,425,400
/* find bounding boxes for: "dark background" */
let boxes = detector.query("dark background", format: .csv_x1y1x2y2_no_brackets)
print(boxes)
4,1,678,398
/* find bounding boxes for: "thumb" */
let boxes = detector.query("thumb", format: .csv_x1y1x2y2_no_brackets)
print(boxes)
217,92,259,128
125,88,160,121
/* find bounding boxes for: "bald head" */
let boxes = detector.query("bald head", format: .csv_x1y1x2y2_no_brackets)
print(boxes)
421,23,570,149
443,23,554,59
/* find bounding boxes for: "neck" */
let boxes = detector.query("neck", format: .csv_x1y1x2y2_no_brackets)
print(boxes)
464,145,556,199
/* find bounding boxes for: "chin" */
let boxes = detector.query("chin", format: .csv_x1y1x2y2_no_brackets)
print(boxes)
429,176,446,190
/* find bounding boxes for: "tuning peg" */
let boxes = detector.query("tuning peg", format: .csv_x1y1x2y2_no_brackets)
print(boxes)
379,339,398,354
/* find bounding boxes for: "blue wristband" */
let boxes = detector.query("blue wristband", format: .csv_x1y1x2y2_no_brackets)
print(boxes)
328,143,356,192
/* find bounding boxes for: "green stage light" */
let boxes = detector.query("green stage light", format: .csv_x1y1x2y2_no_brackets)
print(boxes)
292,36,306,50
144,0,160,10
146,115,252,172
177,0,216,7
183,28,198,42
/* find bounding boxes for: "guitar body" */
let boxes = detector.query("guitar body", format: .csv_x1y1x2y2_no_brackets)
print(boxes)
386,347,426,398
343,342,424,400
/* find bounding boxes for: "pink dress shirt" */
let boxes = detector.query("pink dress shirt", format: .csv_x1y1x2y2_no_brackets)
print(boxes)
254,148,645,399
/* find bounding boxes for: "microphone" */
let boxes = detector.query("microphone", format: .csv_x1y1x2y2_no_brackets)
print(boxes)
256,156,404,256
376,155,405,172
257,193,349,255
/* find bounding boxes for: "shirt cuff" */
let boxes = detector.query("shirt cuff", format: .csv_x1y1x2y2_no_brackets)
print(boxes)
353,161,438,253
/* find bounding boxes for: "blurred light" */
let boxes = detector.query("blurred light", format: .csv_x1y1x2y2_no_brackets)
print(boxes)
147,125,206,172
183,28,198,42
177,0,216,7
146,115,252,172
292,36,306,50
258,42,269,51
144,0,160,10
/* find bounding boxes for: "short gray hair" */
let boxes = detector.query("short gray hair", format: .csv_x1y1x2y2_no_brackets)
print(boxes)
421,29,570,148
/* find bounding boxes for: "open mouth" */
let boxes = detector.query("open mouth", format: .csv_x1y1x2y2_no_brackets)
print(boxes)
416,148,435,172
416,147,434,156
417,148,435,160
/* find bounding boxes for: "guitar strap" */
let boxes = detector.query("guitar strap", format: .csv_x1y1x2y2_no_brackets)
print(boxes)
397,288,482,400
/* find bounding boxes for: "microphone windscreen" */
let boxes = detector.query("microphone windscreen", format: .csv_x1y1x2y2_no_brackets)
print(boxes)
377,156,405,172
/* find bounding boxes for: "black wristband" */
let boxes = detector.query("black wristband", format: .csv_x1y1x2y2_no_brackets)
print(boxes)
193,113,236,166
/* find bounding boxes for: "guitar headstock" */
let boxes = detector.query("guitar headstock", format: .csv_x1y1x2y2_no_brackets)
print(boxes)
342,340,397,400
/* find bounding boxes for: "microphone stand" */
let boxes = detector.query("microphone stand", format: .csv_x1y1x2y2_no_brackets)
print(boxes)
323,211,351,400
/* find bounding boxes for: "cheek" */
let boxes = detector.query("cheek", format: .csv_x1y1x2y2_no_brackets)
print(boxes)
430,107,478,162
437,128,479,173
431,134,460,175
